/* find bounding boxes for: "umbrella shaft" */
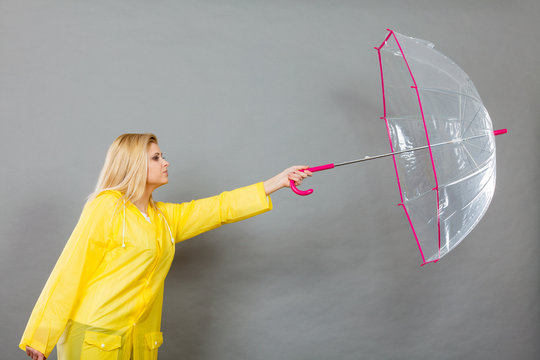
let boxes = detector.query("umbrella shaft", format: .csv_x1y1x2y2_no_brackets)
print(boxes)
334,134,486,167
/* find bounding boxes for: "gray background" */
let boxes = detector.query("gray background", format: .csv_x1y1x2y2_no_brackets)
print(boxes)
1,0,539,359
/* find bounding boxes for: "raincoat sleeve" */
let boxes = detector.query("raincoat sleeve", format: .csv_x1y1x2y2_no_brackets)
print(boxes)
159,182,272,243
19,193,118,358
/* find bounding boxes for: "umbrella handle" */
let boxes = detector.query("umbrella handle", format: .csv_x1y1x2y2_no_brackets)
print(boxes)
290,163,335,196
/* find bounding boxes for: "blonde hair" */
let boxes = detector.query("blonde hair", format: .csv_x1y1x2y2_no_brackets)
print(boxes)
90,133,158,208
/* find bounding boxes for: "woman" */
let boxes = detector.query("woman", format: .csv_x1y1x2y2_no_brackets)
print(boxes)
20,133,311,360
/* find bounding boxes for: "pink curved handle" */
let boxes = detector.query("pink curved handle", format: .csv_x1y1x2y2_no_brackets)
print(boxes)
290,181,314,196
290,163,335,196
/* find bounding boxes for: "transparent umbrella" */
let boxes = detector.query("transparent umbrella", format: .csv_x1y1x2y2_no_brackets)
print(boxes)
291,29,507,266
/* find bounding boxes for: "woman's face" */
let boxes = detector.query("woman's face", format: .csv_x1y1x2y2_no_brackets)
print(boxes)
147,142,169,188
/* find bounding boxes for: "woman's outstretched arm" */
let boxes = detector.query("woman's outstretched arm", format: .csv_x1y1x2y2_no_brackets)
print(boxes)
157,165,313,243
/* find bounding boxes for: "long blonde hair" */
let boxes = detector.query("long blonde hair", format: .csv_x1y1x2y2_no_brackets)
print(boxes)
90,133,158,207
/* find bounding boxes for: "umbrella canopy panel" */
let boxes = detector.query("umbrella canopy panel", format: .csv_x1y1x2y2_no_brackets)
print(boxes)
376,30,496,265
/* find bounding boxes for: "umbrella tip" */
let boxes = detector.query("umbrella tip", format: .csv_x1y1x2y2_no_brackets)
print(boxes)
494,129,508,136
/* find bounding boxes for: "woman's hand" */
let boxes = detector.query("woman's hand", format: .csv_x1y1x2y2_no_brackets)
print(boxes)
263,166,312,195
25,346,45,360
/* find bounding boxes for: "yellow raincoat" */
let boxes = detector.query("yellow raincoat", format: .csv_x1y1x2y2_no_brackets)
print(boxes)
20,183,272,359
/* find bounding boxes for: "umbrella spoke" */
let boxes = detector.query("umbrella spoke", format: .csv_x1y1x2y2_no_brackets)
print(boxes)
462,104,483,138
461,142,480,170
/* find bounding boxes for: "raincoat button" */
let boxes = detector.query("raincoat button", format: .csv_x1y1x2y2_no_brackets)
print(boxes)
101,344,105,348
155,341,158,345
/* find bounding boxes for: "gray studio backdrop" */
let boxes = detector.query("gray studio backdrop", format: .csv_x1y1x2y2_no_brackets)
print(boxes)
1,1,539,359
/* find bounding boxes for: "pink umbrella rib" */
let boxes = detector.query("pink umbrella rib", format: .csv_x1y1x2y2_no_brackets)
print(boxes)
376,29,441,265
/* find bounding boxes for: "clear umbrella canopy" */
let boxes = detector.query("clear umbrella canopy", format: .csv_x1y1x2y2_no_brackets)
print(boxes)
375,29,497,265
290,29,504,266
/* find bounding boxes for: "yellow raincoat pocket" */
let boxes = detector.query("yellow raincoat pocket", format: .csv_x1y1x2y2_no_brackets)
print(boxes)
81,331,121,360
144,332,163,359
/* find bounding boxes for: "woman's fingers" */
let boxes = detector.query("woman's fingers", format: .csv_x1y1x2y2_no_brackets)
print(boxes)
289,170,311,179
277,166,313,189
288,173,309,186
26,346,45,360
288,174,302,182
